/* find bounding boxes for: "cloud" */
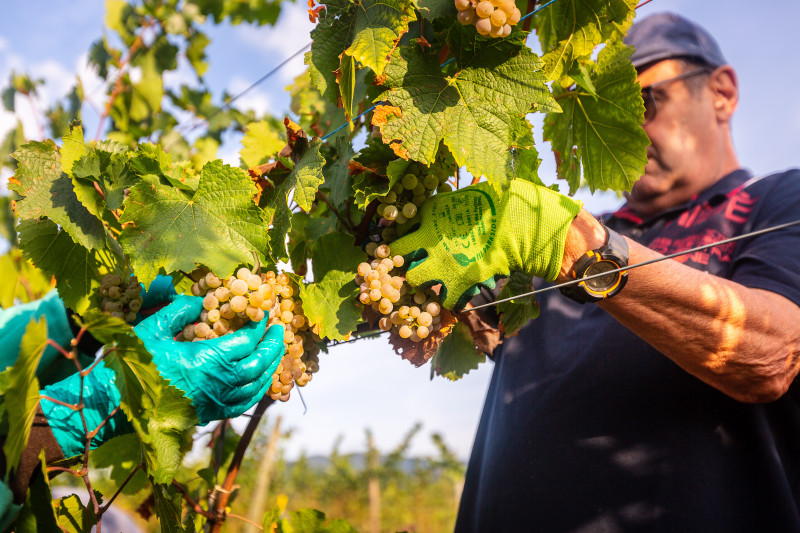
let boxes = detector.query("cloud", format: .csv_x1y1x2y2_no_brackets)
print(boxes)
234,4,314,85
226,76,274,116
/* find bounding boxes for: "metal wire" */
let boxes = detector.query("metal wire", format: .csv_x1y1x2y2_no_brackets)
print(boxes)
464,219,800,313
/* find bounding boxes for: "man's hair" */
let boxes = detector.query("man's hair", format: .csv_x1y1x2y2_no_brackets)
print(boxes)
674,56,715,96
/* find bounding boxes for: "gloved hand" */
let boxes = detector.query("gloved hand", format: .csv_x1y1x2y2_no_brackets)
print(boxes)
0,290,72,375
139,274,178,310
391,180,582,310
134,295,285,425
39,359,133,458
41,296,285,457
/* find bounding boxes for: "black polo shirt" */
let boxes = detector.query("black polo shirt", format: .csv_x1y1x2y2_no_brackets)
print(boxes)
456,169,800,533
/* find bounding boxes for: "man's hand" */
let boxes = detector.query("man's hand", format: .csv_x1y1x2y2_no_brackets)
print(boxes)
134,295,284,424
391,180,582,310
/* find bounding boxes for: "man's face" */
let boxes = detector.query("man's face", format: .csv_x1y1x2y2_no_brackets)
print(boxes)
627,59,722,216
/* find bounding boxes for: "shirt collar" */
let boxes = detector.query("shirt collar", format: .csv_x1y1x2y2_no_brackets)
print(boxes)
609,168,753,227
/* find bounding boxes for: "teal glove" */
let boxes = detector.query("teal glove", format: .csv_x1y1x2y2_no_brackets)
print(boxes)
134,295,285,425
391,180,582,310
0,482,21,533
0,290,72,375
39,360,132,458
41,296,285,456
140,274,177,309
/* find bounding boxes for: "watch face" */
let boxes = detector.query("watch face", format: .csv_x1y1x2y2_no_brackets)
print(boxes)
583,260,621,292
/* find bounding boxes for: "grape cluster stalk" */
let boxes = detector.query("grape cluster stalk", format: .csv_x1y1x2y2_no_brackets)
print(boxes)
455,0,521,38
179,268,320,402
356,244,444,342
100,273,143,322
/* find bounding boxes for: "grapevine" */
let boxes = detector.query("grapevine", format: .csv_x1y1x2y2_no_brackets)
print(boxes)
0,0,648,529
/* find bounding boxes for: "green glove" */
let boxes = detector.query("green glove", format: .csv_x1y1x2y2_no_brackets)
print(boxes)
0,290,72,375
391,180,582,310
140,274,177,309
134,295,285,425
0,482,21,533
39,360,132,458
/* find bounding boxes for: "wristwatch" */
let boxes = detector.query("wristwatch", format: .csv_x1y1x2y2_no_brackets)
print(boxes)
559,225,629,304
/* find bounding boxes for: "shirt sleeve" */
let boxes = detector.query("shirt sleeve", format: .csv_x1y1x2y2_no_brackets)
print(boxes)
729,170,800,307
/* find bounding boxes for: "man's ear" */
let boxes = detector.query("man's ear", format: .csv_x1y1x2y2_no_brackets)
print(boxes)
709,65,738,121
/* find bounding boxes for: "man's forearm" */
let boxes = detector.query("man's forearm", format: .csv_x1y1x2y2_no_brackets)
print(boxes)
560,211,800,402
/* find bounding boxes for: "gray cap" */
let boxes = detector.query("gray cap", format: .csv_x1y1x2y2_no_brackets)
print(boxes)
624,12,727,69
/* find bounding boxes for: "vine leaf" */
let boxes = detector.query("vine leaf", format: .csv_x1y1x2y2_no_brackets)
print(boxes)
306,0,414,105
10,140,109,251
339,53,357,130
89,434,149,495
0,249,54,308
119,159,271,285
80,311,198,485
300,233,366,341
17,218,119,314
345,0,416,76
533,0,637,80
375,42,557,193
417,0,457,22
2,317,46,477
352,158,409,209
544,42,649,193
152,483,186,533
60,121,86,175
52,493,98,533
430,321,485,381
240,120,285,169
261,136,326,260
299,277,362,342
496,272,539,336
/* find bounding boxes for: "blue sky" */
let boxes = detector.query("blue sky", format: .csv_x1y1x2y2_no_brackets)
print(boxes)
2,1,800,461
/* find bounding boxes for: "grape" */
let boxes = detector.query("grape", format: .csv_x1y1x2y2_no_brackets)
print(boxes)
394,213,408,225
409,306,421,319
195,322,211,338
376,244,391,259
490,8,506,25
438,183,453,193
247,274,262,290
499,0,514,14
203,294,219,311
183,324,196,341
458,10,476,25
402,203,418,218
418,312,433,327
476,1,493,17
393,255,405,268
207,309,221,323
215,286,231,302
454,0,471,9
501,24,511,37
383,205,399,221
358,262,372,277
423,175,439,190
230,295,248,313
249,291,264,308
231,279,248,296
426,302,441,317
399,325,412,338
205,272,221,289
417,326,430,339
401,174,418,190
414,292,427,305
508,7,521,24
384,191,397,204
108,286,121,299
237,267,251,280
489,23,504,37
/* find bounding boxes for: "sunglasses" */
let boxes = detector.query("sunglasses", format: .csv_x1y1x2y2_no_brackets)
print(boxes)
641,68,712,125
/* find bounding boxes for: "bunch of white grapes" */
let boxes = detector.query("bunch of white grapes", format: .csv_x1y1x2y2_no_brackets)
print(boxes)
178,268,319,403
375,162,452,231
356,243,444,342
99,273,143,322
455,0,521,38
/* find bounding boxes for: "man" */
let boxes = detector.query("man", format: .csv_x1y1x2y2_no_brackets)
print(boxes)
0,281,285,530
392,12,800,532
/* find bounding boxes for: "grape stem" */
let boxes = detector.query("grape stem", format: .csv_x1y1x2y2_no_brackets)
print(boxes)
208,395,275,533
316,190,355,232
